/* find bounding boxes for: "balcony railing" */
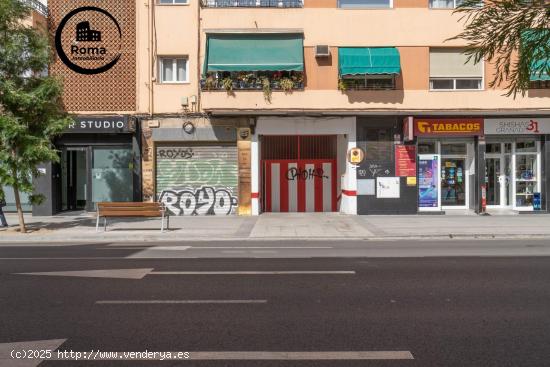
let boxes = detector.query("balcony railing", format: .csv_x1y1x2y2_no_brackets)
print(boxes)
202,0,303,7
21,0,48,16
201,71,305,92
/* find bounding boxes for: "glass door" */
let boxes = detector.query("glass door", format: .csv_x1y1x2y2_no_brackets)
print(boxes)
440,142,469,209
485,157,501,206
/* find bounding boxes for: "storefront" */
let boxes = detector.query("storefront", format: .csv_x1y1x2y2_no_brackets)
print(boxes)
355,116,416,215
414,118,483,213
152,122,240,216
33,116,141,215
484,117,549,211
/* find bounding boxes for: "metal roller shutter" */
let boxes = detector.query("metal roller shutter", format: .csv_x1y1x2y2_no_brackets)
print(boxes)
156,144,238,216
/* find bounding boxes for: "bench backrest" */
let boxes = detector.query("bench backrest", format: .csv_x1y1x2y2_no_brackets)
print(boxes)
97,202,165,216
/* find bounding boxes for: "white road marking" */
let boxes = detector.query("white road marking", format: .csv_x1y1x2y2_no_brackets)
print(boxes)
151,271,356,275
96,300,267,304
187,351,414,360
15,268,153,279
191,247,333,249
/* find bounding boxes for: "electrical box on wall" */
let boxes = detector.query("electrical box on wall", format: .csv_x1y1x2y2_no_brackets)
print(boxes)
180,97,189,107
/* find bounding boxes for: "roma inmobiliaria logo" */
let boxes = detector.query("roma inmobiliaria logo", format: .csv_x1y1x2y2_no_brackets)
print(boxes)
55,7,122,75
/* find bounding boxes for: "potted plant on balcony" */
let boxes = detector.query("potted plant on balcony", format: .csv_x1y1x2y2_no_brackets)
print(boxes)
280,77,294,93
222,77,233,93
338,78,347,92
260,76,272,102
204,74,216,90
291,72,304,89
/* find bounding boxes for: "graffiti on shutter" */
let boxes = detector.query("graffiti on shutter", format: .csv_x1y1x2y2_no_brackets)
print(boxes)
156,145,238,216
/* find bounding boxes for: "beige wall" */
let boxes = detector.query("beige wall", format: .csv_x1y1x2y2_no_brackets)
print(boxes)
394,0,429,8
202,89,550,112
201,8,467,47
304,0,338,7
136,1,200,115
304,46,338,90
398,46,429,90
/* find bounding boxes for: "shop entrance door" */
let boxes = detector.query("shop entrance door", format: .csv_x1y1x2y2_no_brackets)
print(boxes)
61,148,87,211
485,147,512,208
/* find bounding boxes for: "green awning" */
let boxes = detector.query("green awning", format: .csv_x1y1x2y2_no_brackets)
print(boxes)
339,47,401,76
523,29,550,81
205,33,304,73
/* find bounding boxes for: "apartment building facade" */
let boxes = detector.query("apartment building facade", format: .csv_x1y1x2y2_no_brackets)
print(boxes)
35,0,550,216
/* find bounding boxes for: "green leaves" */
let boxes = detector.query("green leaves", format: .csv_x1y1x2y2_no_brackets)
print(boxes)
450,0,550,97
0,0,71,230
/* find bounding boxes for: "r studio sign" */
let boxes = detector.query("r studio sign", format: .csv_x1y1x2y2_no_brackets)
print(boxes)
67,116,130,133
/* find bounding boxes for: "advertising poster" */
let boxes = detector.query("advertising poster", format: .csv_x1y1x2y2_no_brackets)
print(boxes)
418,156,438,208
395,145,416,177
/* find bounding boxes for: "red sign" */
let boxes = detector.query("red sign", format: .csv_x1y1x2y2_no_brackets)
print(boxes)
395,145,416,177
413,118,484,137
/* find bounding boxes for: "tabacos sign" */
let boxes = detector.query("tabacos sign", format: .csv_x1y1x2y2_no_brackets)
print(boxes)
55,7,122,74
413,118,484,137
484,118,550,135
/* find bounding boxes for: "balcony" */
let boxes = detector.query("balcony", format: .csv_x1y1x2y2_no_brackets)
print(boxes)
201,71,305,92
202,0,303,7
21,0,48,16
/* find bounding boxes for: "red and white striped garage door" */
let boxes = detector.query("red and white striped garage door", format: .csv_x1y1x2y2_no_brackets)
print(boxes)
263,160,337,212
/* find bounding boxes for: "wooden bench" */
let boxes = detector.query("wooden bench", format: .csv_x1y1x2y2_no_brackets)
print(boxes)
96,202,168,233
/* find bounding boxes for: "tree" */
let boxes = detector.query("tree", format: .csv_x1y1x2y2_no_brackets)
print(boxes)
0,0,71,233
450,0,550,97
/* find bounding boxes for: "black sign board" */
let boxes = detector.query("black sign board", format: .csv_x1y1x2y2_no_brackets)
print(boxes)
67,116,132,133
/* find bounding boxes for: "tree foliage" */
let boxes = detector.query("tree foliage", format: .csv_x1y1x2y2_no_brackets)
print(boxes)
0,0,72,232
450,0,550,97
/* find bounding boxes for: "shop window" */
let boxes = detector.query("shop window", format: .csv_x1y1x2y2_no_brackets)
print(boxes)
338,0,392,8
504,143,512,153
418,141,436,154
441,143,467,155
515,140,537,153
486,143,501,153
364,127,393,161
159,57,188,83
341,75,396,91
429,49,483,91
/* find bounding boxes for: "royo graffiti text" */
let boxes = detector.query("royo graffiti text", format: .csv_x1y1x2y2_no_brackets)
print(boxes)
159,186,238,216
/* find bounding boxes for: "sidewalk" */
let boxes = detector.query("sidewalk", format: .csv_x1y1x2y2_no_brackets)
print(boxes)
1,212,550,243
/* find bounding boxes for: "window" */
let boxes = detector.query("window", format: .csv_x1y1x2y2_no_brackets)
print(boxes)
429,0,462,8
338,0,392,8
158,0,189,4
159,57,188,83
429,49,483,90
341,74,396,90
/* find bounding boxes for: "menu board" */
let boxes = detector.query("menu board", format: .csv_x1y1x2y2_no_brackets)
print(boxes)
395,145,416,177
418,156,439,208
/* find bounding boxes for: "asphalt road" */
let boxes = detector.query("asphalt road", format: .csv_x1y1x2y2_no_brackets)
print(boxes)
1,241,550,366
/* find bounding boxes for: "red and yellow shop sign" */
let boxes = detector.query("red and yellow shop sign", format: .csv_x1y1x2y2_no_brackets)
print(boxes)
413,118,484,137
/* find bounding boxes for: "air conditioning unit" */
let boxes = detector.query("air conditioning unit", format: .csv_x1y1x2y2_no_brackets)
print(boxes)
315,45,330,58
